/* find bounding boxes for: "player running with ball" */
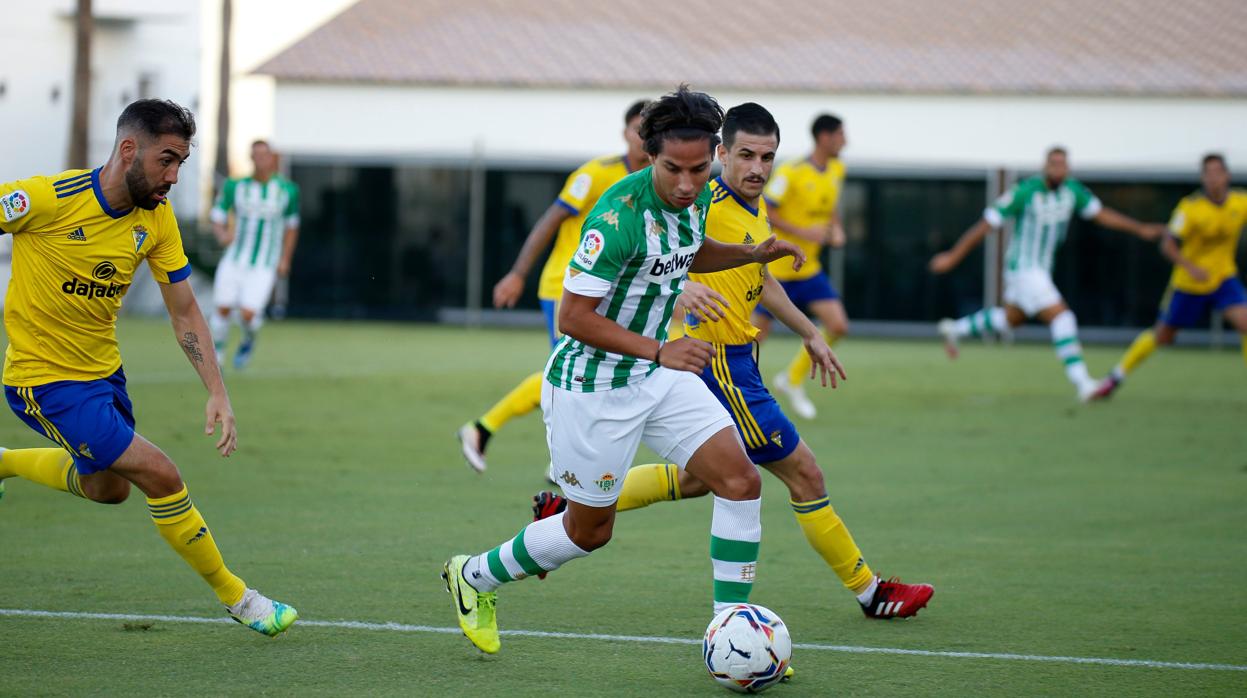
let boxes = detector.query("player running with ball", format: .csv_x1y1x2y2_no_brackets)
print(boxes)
533,103,934,622
442,86,804,654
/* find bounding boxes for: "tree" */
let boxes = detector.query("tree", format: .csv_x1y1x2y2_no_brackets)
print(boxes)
67,0,92,169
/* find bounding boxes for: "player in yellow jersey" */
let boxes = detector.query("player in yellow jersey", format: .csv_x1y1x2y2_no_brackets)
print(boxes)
532,103,934,621
457,100,649,472
1094,154,1247,398
0,100,296,636
753,114,849,419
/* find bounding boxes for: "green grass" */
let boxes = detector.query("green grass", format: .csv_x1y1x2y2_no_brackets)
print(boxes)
1,319,1245,696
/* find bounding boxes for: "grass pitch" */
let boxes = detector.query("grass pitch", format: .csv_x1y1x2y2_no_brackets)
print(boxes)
1,319,1244,696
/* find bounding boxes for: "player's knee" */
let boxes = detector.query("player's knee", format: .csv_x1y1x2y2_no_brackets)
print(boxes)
828,318,849,337
677,471,712,499
1155,326,1177,345
567,520,613,552
240,309,257,324
789,462,826,502
86,479,131,504
717,466,762,501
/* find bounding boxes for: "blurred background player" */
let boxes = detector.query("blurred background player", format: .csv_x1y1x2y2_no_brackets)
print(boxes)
0,100,296,636
209,139,301,369
752,114,849,419
929,147,1164,401
457,100,649,472
1095,154,1247,398
533,103,934,620
442,87,806,655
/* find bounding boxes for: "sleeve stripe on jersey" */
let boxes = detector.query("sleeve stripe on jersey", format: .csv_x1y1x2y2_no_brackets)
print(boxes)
165,263,193,283
762,196,780,208
53,172,92,189
555,199,580,215
56,184,94,199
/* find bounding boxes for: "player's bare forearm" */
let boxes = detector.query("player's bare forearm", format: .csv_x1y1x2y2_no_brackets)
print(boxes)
932,218,993,272
511,202,572,277
760,275,818,340
692,236,804,274
559,290,660,361
211,221,233,247
278,226,299,276
1093,208,1153,238
159,281,227,396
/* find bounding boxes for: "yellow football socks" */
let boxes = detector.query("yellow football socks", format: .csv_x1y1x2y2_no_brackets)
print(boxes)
0,448,84,497
479,372,544,434
617,463,682,512
147,485,246,606
1120,330,1158,375
791,497,874,594
785,332,839,387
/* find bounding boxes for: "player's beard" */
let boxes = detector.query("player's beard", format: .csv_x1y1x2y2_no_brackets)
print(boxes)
125,159,165,211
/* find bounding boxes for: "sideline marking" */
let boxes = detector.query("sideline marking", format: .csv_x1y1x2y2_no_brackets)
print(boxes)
2,608,1244,672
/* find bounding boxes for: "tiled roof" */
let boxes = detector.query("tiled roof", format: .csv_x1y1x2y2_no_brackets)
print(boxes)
256,0,1247,96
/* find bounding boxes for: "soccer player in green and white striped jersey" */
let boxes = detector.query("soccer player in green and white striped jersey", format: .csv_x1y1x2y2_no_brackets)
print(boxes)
930,147,1163,401
209,140,300,369
441,86,805,655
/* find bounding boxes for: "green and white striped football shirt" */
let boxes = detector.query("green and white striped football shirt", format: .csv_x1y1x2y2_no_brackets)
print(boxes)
546,167,711,393
985,176,1101,273
210,175,300,270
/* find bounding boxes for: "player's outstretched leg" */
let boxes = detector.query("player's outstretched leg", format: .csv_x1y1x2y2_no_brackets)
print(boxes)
938,306,1010,359
114,434,297,637
1093,327,1161,400
209,309,232,366
682,427,764,614
763,441,934,619
457,372,544,473
0,448,89,499
234,310,262,370
446,505,596,653
1046,309,1098,401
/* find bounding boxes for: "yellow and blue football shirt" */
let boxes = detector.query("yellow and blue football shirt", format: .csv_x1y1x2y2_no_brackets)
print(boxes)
538,155,634,301
684,177,770,345
762,157,845,281
1167,189,1247,294
0,168,191,386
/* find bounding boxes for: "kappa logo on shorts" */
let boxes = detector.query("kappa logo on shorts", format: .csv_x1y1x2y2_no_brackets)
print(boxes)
559,470,582,487
594,473,617,492
1,190,30,222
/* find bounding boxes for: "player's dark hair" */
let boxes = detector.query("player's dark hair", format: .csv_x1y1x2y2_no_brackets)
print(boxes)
723,103,780,150
811,114,842,139
639,85,724,157
625,100,650,125
1047,146,1068,158
251,139,271,149
1202,153,1227,170
116,99,196,142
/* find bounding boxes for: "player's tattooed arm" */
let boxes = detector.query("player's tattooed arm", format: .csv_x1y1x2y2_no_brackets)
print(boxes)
180,331,205,365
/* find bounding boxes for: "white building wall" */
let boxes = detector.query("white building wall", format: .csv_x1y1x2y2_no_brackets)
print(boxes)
0,0,202,215
272,84,1247,174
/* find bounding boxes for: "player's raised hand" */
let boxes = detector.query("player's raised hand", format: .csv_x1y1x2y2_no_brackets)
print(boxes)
928,251,958,275
677,281,730,322
493,271,525,309
805,334,847,388
751,235,806,272
205,392,238,457
657,337,716,373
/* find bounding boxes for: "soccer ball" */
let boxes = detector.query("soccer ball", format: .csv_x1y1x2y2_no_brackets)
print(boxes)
703,603,792,693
